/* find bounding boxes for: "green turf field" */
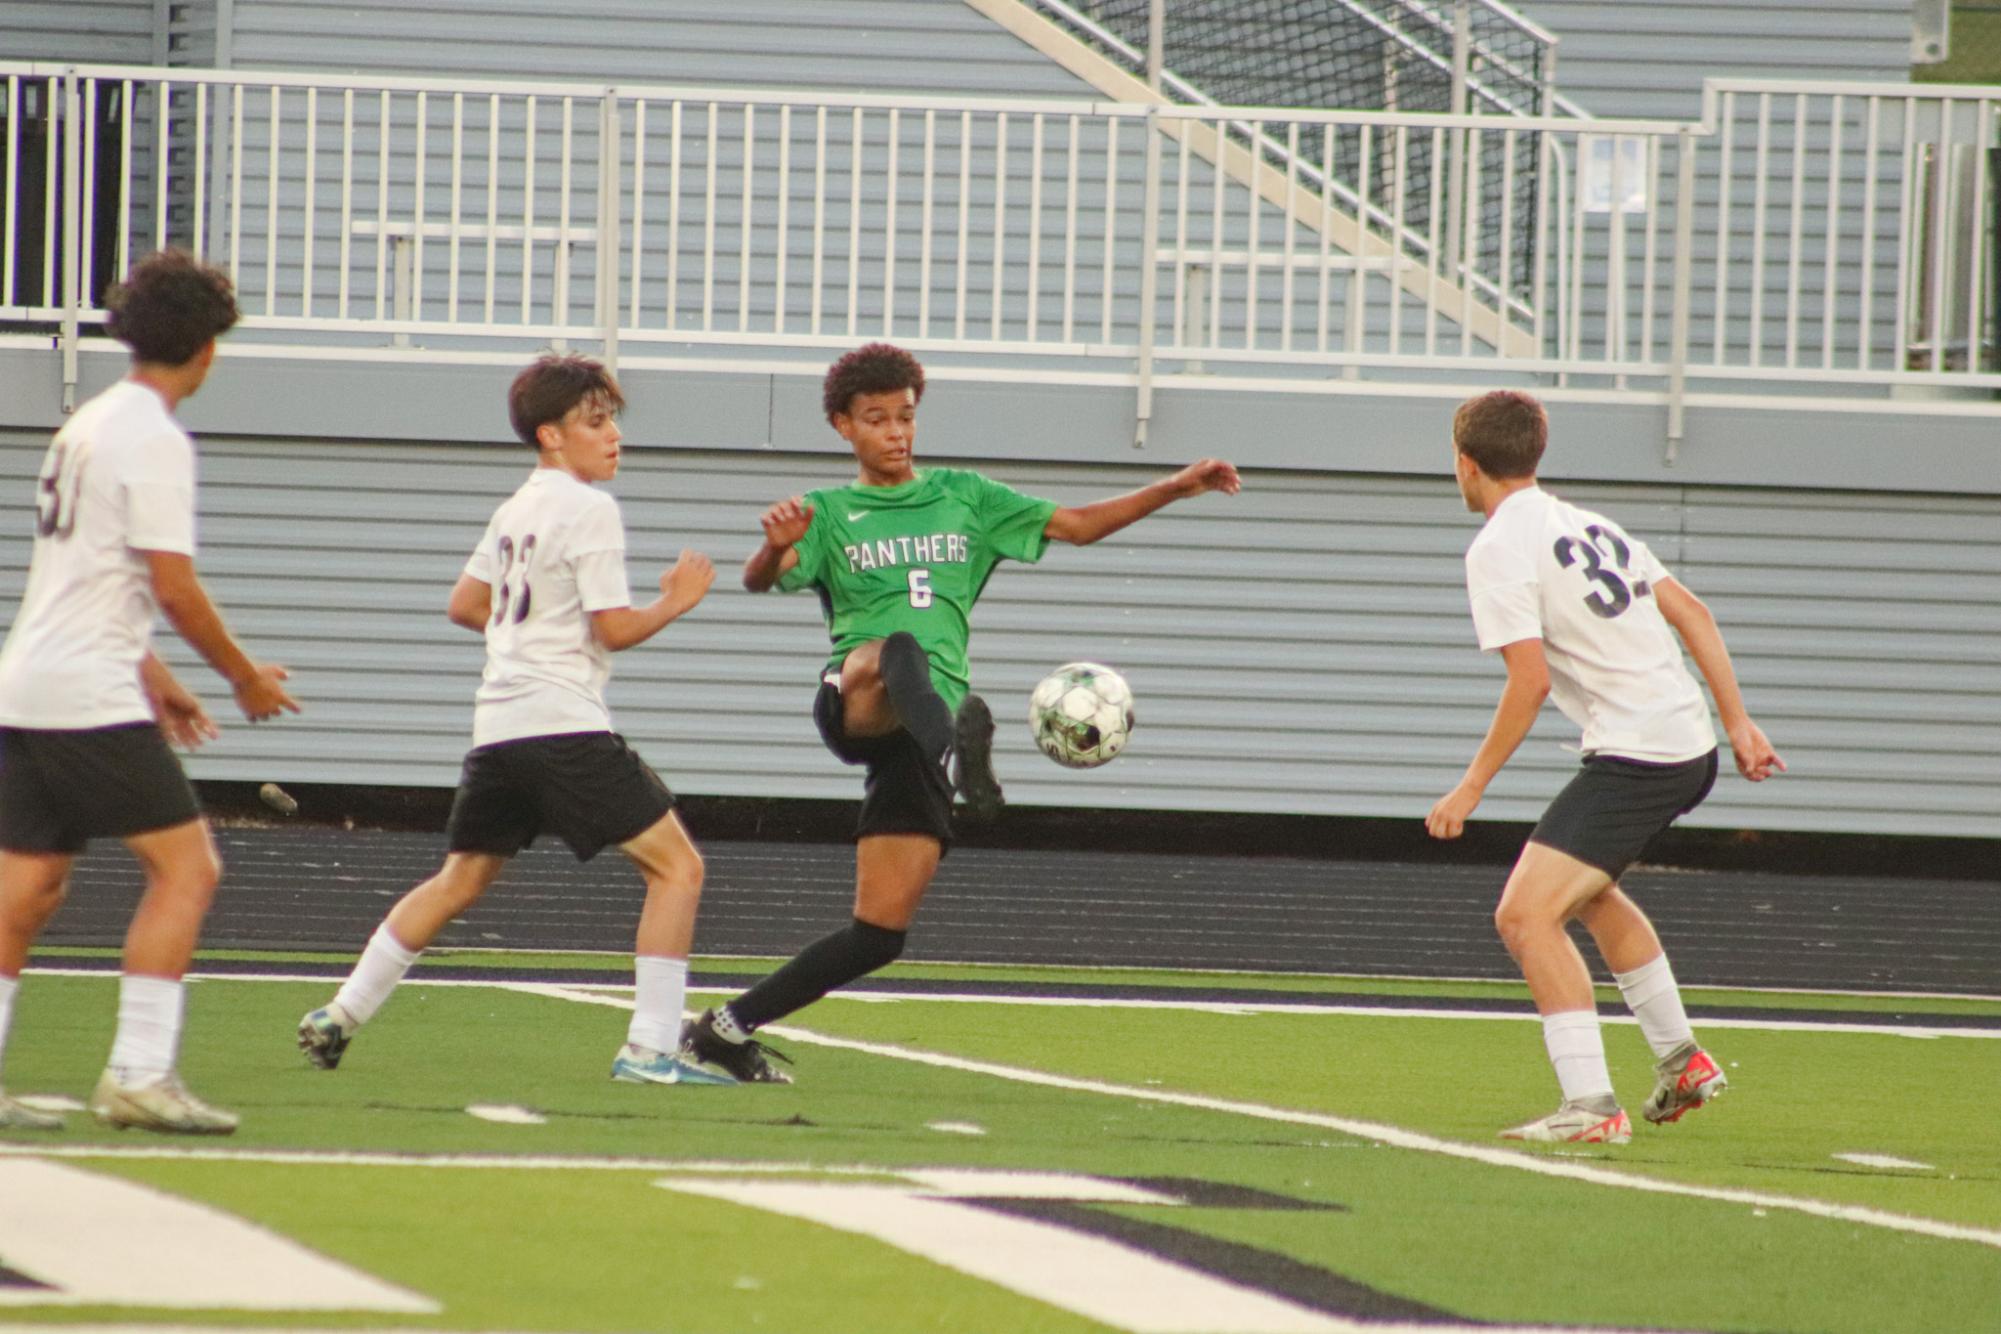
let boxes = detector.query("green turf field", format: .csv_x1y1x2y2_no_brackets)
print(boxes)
2,957,1996,1334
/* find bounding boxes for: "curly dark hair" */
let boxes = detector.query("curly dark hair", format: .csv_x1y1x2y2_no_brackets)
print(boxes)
507,353,624,447
1452,390,1547,479
103,249,240,366
822,342,925,425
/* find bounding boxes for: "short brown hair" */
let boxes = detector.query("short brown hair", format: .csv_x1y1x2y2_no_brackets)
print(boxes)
507,354,624,446
1452,390,1547,479
104,249,239,366
822,342,924,425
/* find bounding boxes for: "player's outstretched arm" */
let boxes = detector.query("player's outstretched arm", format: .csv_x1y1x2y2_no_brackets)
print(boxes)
743,496,813,592
1043,459,1240,546
142,550,299,722
139,651,219,749
1426,638,1550,839
594,549,716,651
447,574,491,632
1653,577,1786,782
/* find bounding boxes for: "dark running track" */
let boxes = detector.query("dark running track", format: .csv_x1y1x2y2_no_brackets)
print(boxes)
35,824,2000,996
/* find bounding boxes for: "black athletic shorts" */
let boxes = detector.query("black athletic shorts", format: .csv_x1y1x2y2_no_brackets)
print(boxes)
814,675,954,849
446,731,675,862
1529,748,1719,878
0,722,201,853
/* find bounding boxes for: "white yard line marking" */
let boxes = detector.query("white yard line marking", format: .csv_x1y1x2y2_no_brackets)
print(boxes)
0,1327,585,1334
0,1145,914,1176
927,1121,988,1136
1833,1153,1935,1171
658,1174,1342,1334
21,968,2000,1039
0,1161,437,1312
465,1104,546,1126
13,1094,84,1112
510,982,2001,1252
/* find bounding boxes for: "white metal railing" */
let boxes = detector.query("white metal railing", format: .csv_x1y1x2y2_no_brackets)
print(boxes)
5,62,2000,442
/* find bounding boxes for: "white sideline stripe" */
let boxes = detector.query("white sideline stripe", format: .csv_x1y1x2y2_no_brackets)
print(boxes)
513,982,2001,1252
24,968,1993,1041
0,1161,438,1312
1833,1153,1935,1171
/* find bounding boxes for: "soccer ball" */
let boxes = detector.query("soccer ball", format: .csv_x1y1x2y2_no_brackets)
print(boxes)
1028,662,1135,769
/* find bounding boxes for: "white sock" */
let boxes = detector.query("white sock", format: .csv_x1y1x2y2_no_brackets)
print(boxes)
1614,954,1694,1059
1541,1010,1615,1106
108,974,185,1085
627,956,690,1054
0,974,17,1082
333,924,422,1027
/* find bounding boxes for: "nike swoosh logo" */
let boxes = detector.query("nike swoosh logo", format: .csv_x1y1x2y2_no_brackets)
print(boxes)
846,511,869,522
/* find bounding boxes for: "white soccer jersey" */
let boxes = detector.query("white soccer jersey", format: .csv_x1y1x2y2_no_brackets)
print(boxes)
464,467,633,747
0,381,197,730
1463,486,1715,762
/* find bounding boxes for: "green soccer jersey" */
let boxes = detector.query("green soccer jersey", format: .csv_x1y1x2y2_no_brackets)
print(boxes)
775,467,1058,711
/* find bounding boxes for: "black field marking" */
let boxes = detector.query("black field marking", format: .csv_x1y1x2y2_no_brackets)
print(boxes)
1120,1176,1351,1212
967,1196,1468,1325
35,955,2001,1031
0,1262,53,1290
35,826,2001,994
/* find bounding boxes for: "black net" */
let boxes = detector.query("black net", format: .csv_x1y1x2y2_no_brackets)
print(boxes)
1070,0,1555,302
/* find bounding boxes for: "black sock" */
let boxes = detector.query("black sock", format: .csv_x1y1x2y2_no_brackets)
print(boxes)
878,631,954,765
728,919,908,1031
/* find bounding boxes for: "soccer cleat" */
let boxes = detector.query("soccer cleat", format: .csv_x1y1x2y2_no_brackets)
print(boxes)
296,1002,355,1070
1499,1102,1633,1145
680,1009,794,1084
0,1093,63,1131
610,1043,739,1086
1643,1042,1729,1124
89,1071,239,1135
951,693,1004,819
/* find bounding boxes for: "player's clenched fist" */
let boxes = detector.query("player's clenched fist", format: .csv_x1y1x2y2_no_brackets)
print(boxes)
760,497,816,549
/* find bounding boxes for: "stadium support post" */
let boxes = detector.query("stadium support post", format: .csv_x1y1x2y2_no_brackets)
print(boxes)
1667,126,1697,463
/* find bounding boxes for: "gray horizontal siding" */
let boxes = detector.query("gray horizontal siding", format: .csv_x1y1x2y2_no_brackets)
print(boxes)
1520,0,1915,120
0,428,1992,837
0,0,161,64
224,0,1094,98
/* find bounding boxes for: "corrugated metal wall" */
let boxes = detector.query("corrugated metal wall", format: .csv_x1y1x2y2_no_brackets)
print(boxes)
1518,0,1915,119
1,0,162,64
224,0,1096,98
1,428,1992,837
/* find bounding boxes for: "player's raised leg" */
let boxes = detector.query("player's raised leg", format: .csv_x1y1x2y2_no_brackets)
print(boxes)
0,849,73,1130
299,852,506,1069
88,818,238,1135
1492,843,1631,1145
1575,888,1727,1123
611,811,733,1085
840,633,1000,818
686,832,934,1083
